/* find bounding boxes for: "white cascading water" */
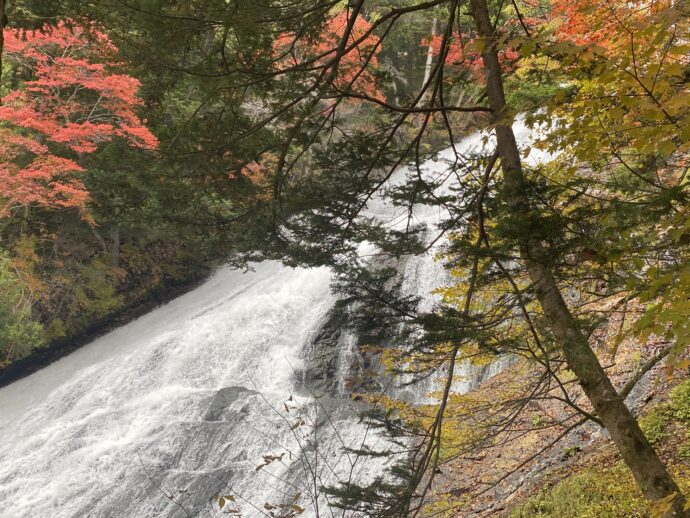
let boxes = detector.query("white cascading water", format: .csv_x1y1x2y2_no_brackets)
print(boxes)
0,121,547,518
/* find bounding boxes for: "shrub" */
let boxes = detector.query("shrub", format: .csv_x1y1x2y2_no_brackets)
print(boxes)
670,380,690,423
639,405,671,445
0,254,44,364
510,465,647,518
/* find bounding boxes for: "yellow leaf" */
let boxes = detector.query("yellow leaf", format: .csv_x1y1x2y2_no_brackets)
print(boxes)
659,140,676,155
666,62,684,77
667,93,690,111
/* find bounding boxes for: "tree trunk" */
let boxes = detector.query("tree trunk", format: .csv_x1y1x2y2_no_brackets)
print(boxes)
110,225,120,268
89,226,109,255
0,0,6,92
468,0,687,514
421,17,438,96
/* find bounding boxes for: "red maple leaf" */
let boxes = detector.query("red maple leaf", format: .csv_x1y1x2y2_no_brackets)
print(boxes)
273,10,384,102
0,20,158,217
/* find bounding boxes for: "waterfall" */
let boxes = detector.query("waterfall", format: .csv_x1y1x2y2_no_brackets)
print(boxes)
0,120,547,518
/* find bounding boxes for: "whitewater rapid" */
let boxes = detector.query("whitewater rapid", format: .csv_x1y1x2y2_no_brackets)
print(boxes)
0,264,332,514
0,120,548,518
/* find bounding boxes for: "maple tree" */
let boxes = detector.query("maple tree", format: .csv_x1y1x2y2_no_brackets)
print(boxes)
549,0,675,48
273,9,383,102
0,20,158,217
426,32,519,82
532,0,690,376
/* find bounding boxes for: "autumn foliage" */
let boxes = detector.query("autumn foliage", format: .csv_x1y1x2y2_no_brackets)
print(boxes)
273,10,383,101
426,32,519,83
0,20,158,217
552,0,678,50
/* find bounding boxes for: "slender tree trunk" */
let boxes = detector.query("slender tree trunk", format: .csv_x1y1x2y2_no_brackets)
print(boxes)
90,226,109,255
421,17,438,95
0,0,6,96
468,0,687,514
416,17,437,128
110,225,120,268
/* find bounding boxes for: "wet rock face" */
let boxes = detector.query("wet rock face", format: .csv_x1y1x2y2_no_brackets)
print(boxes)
298,305,348,394
203,386,258,421
298,303,390,397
